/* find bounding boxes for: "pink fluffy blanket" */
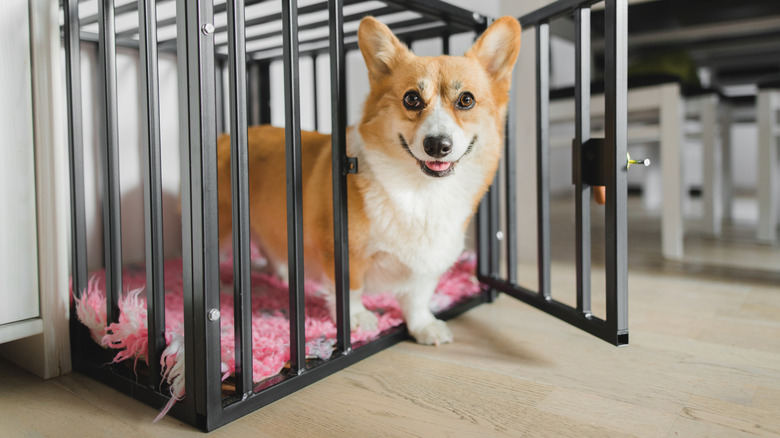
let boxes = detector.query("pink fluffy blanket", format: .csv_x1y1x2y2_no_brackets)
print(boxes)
71,250,480,420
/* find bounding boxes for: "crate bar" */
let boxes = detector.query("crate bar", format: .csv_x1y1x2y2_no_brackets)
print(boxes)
236,16,432,52
488,177,500,301
83,0,272,27
117,0,273,40
81,1,147,26
226,0,254,397
258,61,272,124
441,32,450,55
74,283,483,431
63,0,90,370
97,0,123,325
137,0,166,389
535,22,551,300
504,72,518,284
281,0,306,375
63,0,87,302
603,0,629,342
77,30,179,57
477,20,500,297
248,24,461,61
158,0,361,47
247,63,260,126
117,15,177,39
328,0,351,354
217,5,402,49
312,54,319,131
478,275,627,345
175,0,222,425
519,0,602,27
383,0,487,30
574,7,592,315
208,293,484,430
215,60,225,134
476,197,490,293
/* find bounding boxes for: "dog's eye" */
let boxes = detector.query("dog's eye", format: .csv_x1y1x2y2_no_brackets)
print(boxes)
403,91,422,110
456,92,475,110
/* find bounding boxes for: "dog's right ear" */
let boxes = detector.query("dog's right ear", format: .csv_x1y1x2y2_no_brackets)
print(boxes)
358,17,411,82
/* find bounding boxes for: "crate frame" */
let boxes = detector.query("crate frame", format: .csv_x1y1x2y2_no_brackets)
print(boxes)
62,0,627,431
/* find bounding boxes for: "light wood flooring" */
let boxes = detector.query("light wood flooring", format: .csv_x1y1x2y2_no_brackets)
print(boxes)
1,195,779,437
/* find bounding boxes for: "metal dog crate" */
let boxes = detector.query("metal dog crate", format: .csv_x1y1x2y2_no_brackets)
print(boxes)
62,0,627,431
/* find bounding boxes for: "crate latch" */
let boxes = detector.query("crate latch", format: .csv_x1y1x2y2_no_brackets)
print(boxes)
344,156,358,175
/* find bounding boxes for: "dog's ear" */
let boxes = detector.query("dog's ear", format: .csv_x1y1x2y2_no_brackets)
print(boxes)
466,17,522,87
358,17,411,81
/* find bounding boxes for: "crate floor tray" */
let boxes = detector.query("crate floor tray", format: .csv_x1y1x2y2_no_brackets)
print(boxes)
71,249,481,419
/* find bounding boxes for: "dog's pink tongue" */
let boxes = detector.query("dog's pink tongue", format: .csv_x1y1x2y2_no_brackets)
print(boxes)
425,161,451,172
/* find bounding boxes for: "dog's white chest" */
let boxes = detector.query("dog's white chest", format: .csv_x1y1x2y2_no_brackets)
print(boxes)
361,177,471,290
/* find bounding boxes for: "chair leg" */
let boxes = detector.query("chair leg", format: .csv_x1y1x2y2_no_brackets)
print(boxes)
720,103,733,224
701,95,722,237
757,90,778,244
660,83,684,260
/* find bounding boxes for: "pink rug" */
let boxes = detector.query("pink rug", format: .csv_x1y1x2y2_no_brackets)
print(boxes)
71,249,481,420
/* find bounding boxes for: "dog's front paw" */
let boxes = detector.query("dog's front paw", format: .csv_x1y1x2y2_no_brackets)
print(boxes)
350,310,378,332
410,319,453,346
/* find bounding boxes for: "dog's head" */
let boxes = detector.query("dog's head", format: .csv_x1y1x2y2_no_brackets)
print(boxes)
356,16,521,180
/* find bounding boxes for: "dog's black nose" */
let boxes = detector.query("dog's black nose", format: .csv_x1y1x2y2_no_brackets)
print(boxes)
423,135,453,158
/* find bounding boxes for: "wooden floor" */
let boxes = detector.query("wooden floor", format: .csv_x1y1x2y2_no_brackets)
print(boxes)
1,258,779,437
2,193,780,437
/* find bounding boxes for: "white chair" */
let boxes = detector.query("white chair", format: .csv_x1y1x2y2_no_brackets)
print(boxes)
549,78,721,260
757,81,780,244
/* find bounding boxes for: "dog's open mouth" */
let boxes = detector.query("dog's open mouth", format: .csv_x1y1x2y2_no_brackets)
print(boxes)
399,133,467,178
421,160,455,177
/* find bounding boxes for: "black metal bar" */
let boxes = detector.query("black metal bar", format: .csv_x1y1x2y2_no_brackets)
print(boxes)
476,197,492,300
504,76,518,285
116,15,176,39
82,1,148,26
574,7,592,316
329,0,351,355
258,61,272,124
479,274,626,346
536,22,551,300
220,5,403,49
210,292,484,430
281,0,306,375
242,16,432,53
247,23,469,61
156,0,352,47
97,0,123,325
312,54,319,132
519,0,602,28
604,0,629,339
246,63,258,126
63,0,90,374
77,30,180,57
382,0,487,30
137,0,166,391
488,175,500,299
215,60,225,134
227,0,254,398
63,0,87,302
441,32,450,55
176,0,221,425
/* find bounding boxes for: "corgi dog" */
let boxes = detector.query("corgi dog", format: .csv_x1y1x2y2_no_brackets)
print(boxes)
217,16,521,345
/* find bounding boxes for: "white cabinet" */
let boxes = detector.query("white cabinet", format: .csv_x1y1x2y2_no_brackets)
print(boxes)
0,0,40,337
0,0,71,378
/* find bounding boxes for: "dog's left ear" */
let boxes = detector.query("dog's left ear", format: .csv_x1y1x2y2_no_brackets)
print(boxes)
466,17,522,87
358,17,412,82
